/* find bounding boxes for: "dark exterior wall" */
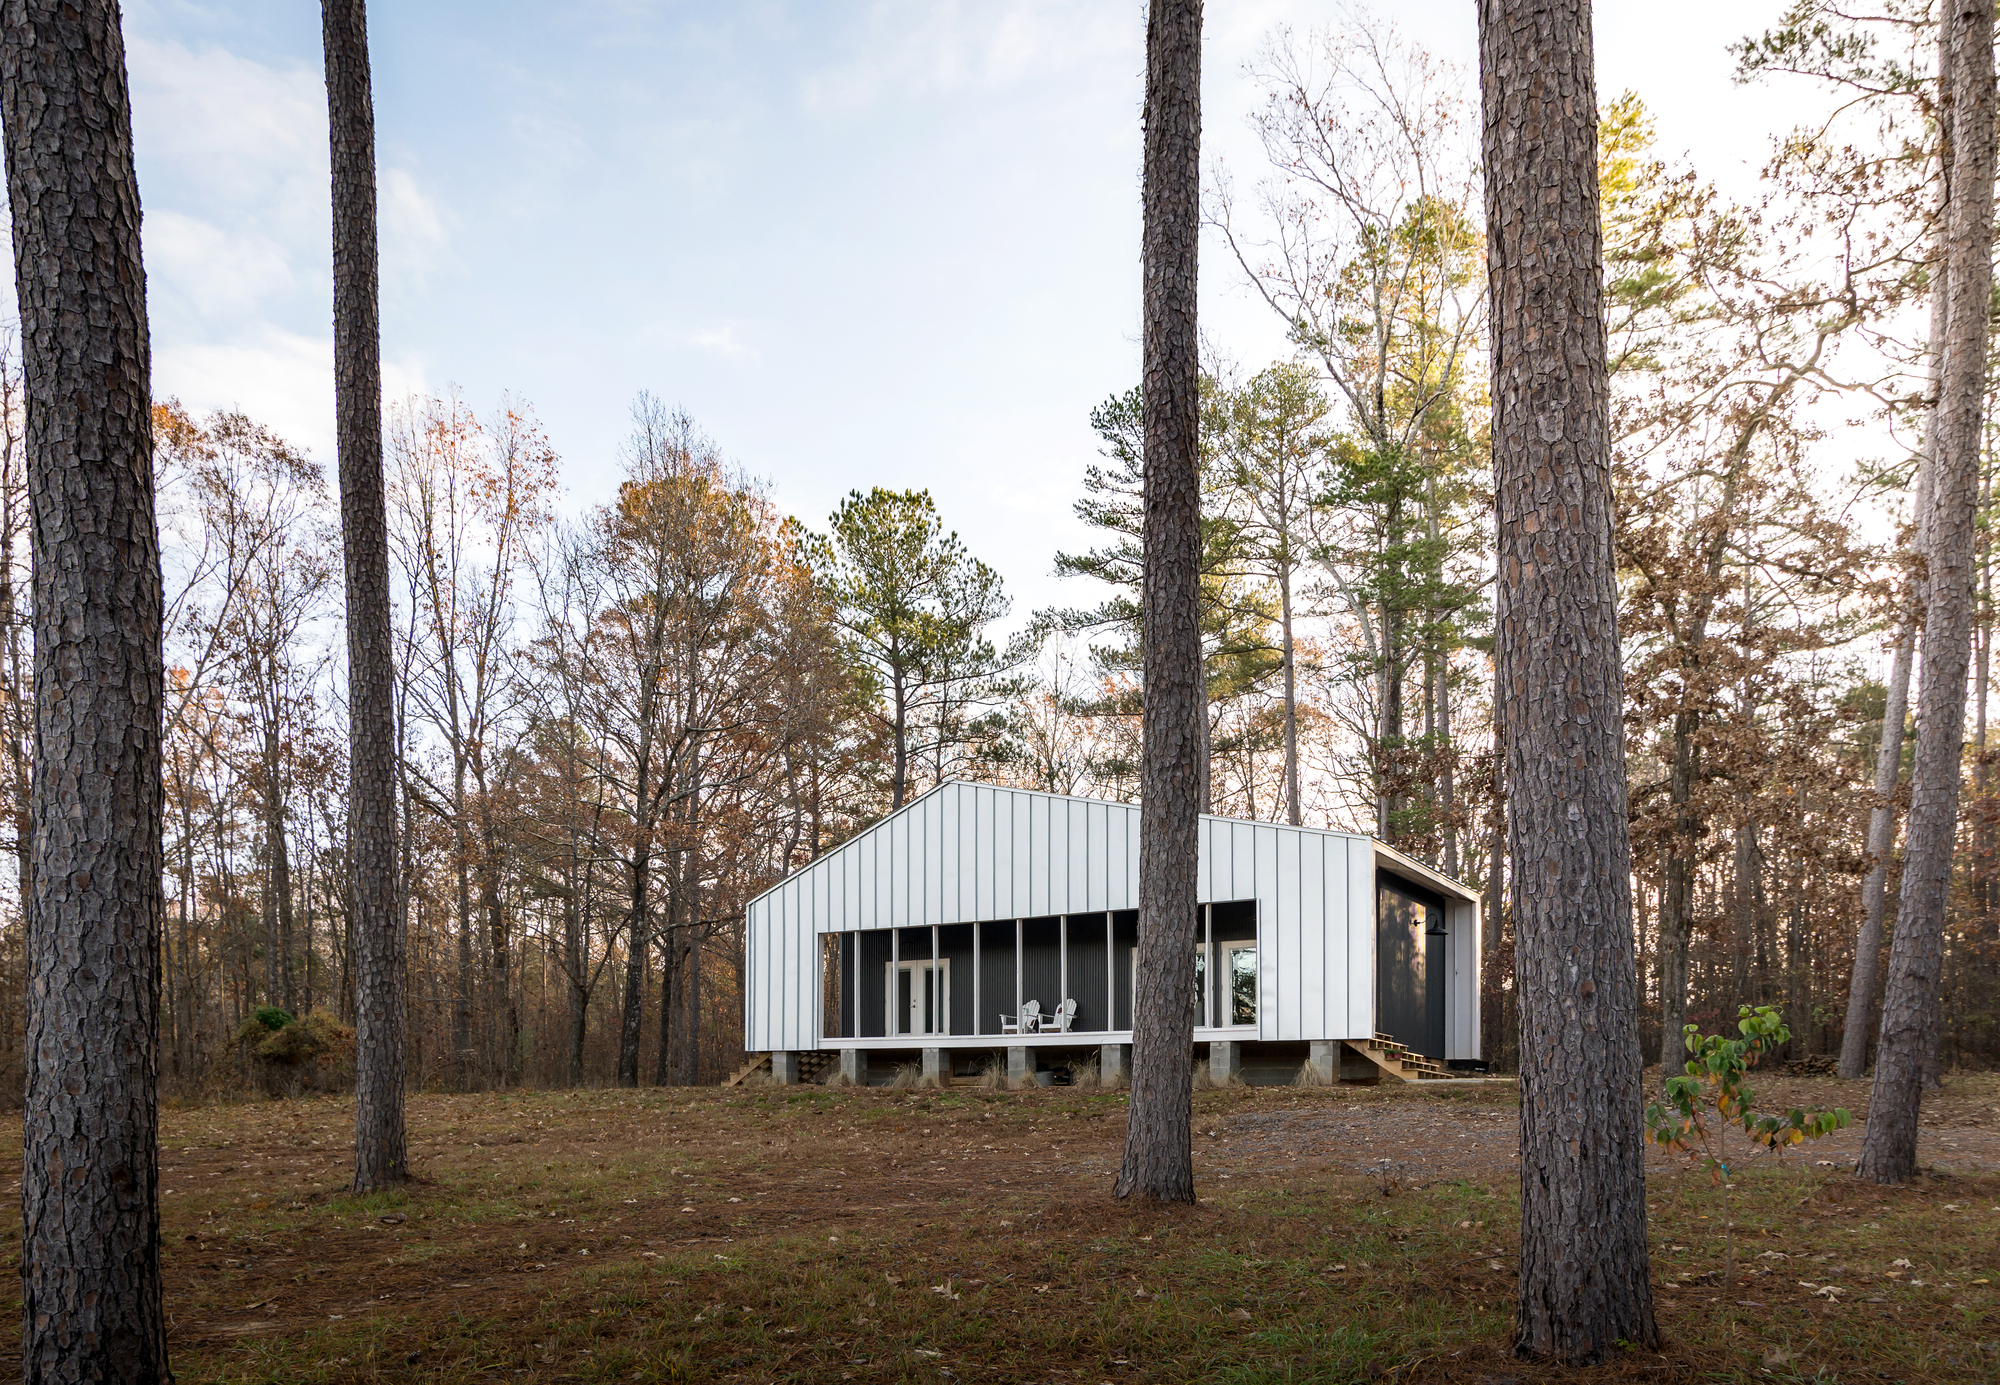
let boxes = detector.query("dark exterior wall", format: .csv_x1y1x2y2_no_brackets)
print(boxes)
856,930,892,1038
1112,910,1138,1029
939,923,975,1034
1019,917,1062,1021
1378,873,1447,1057
1066,914,1112,1031
977,920,1014,1034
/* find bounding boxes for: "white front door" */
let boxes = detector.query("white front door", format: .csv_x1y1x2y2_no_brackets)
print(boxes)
889,959,950,1036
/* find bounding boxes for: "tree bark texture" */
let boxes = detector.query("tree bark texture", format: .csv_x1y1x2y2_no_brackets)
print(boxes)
0,1,173,1378
1859,0,1995,1184
1115,0,1202,1207
323,0,405,1190
1479,0,1659,1360
1839,612,1914,1079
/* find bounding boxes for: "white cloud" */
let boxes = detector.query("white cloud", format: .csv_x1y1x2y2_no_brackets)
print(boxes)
154,327,428,460
796,1,1133,115
127,35,326,218
687,327,758,361
142,208,299,318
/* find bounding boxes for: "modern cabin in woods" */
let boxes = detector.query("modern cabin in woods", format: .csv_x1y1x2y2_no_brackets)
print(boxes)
739,781,1482,1087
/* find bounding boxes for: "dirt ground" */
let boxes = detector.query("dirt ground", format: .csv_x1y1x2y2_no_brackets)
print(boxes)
0,1070,1995,1383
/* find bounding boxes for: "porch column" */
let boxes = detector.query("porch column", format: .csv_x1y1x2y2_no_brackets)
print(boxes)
838,1047,863,1085
1099,1043,1129,1087
1007,1045,1031,1089
1208,1040,1239,1087
1202,904,1214,1029
1105,912,1114,1030
771,1050,799,1086
923,1047,947,1086
1014,919,1023,1024
1307,1039,1338,1085
1059,915,1069,1013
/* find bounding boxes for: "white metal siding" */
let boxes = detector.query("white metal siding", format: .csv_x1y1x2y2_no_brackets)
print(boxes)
1346,837,1375,1040
742,780,1475,1054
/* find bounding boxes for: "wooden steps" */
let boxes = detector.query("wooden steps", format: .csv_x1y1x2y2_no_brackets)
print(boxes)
724,1052,838,1086
724,1054,769,1086
1345,1033,1451,1083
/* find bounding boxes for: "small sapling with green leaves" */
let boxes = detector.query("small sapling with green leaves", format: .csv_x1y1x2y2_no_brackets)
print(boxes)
1645,1005,1851,1287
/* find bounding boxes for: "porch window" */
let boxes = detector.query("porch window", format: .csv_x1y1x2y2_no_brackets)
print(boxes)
1225,943,1256,1026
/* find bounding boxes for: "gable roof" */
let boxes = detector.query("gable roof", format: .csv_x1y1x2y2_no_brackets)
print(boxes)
749,779,1476,926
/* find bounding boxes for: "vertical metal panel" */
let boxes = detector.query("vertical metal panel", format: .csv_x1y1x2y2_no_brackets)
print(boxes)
1120,803,1137,907
1040,788,1056,920
1271,828,1300,1040
769,885,786,1050
930,789,947,924
784,878,800,1049
1068,799,1088,909
955,785,977,922
919,791,938,925
969,786,990,921
1259,825,1285,1039
1233,822,1258,904
1010,792,1031,919
1090,800,1104,906
1348,837,1374,1038
1446,897,1480,1059
741,899,757,1049
1325,835,1348,1039
892,796,911,927
1300,832,1327,1040
1195,817,1212,900
841,842,857,933
859,811,879,929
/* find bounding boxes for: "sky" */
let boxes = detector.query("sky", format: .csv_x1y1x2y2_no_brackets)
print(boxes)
99,0,1815,627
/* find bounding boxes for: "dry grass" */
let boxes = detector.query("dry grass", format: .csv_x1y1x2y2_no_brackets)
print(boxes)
0,1075,1994,1382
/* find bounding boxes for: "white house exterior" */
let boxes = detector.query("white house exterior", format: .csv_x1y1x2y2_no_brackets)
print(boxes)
741,780,1481,1086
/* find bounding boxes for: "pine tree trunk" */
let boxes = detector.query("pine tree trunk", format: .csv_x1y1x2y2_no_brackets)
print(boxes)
1114,0,1202,1207
1657,710,1698,1066
1479,0,1659,1359
618,851,648,1087
1437,654,1458,877
1,1,173,1375
323,0,406,1191
1839,612,1914,1079
1859,0,1996,1184
1281,569,1301,827
1731,819,1758,1007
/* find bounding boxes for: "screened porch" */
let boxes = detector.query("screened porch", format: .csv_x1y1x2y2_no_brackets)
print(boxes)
823,901,1259,1043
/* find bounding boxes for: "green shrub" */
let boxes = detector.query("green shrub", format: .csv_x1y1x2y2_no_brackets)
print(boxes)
251,1005,293,1032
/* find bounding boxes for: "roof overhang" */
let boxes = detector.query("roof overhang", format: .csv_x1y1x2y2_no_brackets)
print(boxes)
1372,841,1481,904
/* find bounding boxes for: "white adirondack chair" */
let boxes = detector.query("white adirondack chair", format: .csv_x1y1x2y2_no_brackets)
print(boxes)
1044,998,1077,1033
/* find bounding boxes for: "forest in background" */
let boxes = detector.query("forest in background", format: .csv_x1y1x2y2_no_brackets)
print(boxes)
0,3,1986,1095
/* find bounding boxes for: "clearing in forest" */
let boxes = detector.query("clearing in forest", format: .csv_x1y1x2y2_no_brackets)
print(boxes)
0,1074,1996,1382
